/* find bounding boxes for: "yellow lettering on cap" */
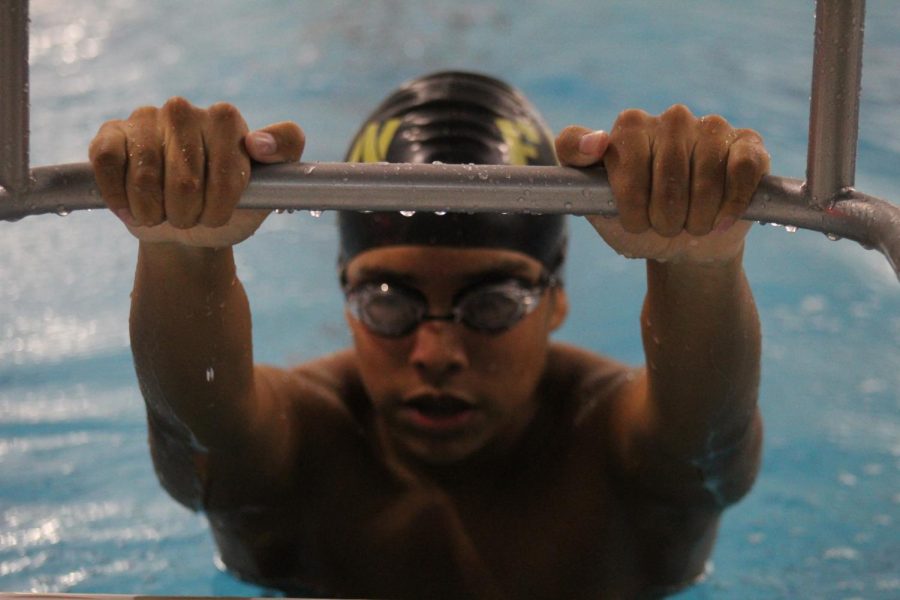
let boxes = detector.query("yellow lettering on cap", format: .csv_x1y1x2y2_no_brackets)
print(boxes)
348,118,402,163
496,118,545,166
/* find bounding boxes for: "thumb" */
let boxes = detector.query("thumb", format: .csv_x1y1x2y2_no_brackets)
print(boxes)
244,121,305,163
555,126,609,167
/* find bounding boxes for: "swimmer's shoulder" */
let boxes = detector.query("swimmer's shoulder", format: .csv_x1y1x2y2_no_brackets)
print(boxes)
544,341,642,440
253,349,372,453
546,341,638,405
256,348,367,420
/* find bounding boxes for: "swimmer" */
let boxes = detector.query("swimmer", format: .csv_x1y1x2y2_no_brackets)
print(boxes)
89,71,768,598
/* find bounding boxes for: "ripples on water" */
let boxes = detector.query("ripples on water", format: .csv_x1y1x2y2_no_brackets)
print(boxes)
2,1,899,597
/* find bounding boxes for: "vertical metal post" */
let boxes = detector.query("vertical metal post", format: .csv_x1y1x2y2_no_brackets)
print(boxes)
0,0,31,196
806,0,866,206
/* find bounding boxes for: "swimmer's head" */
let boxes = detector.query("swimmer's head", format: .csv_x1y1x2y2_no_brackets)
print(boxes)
337,71,566,276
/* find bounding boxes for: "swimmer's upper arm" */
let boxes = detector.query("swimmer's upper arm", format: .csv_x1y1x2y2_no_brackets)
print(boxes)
151,350,366,512
605,362,763,511
146,362,302,511
596,256,763,511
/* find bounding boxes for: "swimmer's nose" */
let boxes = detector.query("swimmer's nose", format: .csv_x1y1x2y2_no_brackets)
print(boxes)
409,321,468,383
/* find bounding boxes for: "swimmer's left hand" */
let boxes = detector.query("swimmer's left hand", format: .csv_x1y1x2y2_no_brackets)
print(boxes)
555,105,770,264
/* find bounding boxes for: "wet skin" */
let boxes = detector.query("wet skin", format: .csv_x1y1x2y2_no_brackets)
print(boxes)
91,97,768,598
342,246,568,467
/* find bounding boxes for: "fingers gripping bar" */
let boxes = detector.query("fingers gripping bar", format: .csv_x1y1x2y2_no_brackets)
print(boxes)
1,0,899,281
0,161,898,282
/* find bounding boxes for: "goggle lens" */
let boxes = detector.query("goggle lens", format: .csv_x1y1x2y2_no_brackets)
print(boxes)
345,278,552,338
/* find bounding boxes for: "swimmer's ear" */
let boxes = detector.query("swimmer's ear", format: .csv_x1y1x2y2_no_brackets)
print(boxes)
547,287,569,332
245,122,305,164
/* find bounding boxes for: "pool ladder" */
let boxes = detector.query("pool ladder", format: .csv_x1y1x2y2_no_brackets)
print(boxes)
2,0,899,282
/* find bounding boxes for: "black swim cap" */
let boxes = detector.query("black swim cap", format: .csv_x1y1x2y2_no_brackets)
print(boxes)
338,71,566,274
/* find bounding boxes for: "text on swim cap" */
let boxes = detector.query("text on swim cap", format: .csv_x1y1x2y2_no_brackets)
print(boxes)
496,118,546,166
347,118,402,163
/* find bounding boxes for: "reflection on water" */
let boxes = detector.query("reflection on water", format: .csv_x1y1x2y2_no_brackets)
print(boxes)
2,0,899,597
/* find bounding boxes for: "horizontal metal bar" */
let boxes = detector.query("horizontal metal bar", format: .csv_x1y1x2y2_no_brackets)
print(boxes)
1,161,899,281
806,0,866,206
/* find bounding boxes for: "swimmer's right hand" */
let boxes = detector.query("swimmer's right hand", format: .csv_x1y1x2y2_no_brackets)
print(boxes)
89,97,304,247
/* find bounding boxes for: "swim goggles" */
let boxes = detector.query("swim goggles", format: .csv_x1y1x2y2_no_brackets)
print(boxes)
343,274,557,338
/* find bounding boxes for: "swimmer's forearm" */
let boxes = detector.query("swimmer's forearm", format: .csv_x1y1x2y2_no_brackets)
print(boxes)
640,251,762,498
130,242,256,449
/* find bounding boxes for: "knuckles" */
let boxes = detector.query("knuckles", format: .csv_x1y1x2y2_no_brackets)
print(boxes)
614,108,653,130
698,114,730,138
89,141,126,168
207,101,243,126
131,166,162,191
161,96,196,124
174,176,201,196
127,105,159,122
658,103,694,130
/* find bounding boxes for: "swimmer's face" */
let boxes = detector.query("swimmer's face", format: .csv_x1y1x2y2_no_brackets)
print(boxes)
343,246,568,465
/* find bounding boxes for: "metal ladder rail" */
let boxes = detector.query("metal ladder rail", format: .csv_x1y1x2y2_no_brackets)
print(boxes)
2,0,899,281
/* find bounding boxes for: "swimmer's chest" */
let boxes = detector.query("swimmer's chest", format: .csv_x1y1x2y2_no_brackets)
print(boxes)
210,419,693,597
315,443,643,597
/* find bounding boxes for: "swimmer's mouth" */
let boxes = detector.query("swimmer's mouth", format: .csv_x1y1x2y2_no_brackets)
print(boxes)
399,394,480,432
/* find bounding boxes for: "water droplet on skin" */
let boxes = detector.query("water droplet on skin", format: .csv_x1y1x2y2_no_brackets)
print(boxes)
478,172,489,181
55,205,69,217
304,165,317,174
400,210,415,217
826,232,842,241
309,210,322,218
435,211,447,216
785,225,798,233
205,367,215,383
274,208,285,214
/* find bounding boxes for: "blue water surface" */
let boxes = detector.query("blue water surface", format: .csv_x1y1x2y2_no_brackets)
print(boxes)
1,1,898,597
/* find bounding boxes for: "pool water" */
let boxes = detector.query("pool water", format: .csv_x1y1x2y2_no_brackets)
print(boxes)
2,1,898,597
